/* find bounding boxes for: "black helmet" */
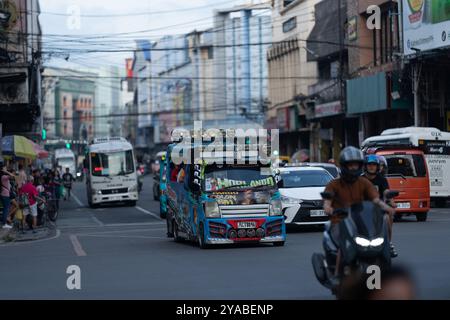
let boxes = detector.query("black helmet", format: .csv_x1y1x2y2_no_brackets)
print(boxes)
339,146,364,183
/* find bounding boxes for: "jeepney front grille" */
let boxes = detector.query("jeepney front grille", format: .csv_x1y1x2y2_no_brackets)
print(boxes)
219,204,269,218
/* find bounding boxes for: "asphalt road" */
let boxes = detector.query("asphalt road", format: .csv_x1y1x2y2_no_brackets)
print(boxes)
1,176,450,299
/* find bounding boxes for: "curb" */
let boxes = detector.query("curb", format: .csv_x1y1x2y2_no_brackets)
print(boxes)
0,223,57,244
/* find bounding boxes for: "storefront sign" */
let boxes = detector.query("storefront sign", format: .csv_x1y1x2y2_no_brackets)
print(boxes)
315,101,343,118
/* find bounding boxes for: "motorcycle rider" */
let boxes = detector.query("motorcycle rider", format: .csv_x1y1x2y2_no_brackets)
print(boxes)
362,155,397,257
323,147,396,279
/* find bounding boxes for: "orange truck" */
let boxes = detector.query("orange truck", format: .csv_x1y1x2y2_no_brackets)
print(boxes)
365,147,430,222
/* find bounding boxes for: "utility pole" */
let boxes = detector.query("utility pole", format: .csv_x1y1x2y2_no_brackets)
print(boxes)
412,62,422,127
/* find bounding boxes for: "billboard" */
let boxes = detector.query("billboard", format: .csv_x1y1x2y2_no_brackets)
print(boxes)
403,0,450,55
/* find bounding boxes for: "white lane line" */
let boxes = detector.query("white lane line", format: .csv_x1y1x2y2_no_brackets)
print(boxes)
57,222,164,229
79,234,166,240
91,216,104,227
135,206,162,220
69,234,87,257
72,193,84,207
77,227,166,236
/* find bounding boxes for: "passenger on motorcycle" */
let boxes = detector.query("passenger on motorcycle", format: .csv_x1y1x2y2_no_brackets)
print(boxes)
362,155,397,257
323,147,396,278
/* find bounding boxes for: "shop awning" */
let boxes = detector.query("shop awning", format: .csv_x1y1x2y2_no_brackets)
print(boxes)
1,135,37,160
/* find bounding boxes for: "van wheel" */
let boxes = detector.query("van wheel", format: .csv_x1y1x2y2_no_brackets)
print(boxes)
416,213,428,222
198,224,210,249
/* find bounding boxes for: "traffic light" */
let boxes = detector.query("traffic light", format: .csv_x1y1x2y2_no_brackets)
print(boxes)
66,143,71,149
41,129,47,140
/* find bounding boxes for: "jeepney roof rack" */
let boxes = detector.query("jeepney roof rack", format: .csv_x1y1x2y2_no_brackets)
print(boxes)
91,137,128,144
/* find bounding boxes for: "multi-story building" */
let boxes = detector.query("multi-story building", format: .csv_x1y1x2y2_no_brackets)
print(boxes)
151,34,193,147
266,0,320,158
306,0,347,162
0,0,42,139
213,4,272,125
95,65,121,137
42,67,96,142
133,40,153,156
345,0,412,144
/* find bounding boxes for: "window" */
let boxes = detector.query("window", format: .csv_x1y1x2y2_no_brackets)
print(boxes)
282,17,297,33
385,154,427,178
63,109,67,119
207,47,214,59
63,96,67,107
90,151,135,177
283,0,295,8
281,170,333,188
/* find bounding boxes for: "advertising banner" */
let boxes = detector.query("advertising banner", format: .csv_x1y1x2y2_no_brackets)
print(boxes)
403,0,450,55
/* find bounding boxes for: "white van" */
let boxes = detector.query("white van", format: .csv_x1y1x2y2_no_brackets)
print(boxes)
85,137,139,208
362,127,450,207
55,148,76,176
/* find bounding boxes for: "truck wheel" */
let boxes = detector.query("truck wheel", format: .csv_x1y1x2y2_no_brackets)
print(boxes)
198,224,210,249
173,221,183,242
416,212,428,222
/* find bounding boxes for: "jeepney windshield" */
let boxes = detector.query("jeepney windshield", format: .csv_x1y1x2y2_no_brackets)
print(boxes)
203,164,275,192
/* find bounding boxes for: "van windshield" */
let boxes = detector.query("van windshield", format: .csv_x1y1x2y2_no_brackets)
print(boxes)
385,154,427,178
203,165,274,192
91,150,134,177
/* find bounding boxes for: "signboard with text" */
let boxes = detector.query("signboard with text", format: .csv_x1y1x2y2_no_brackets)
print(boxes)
403,0,450,55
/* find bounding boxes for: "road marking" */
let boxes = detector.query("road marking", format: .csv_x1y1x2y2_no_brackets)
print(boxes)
91,216,104,227
57,222,164,229
72,194,84,207
69,234,87,257
78,234,166,240
135,206,162,220
76,227,166,236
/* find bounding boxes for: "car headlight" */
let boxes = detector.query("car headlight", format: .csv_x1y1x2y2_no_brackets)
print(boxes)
281,195,303,205
269,199,283,216
204,201,220,218
92,188,102,195
129,184,138,192
355,237,384,247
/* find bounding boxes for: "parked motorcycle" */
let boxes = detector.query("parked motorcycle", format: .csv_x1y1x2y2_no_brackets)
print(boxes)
312,190,399,297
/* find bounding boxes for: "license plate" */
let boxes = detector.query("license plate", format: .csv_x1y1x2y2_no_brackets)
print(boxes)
396,202,411,209
238,221,256,229
310,210,326,217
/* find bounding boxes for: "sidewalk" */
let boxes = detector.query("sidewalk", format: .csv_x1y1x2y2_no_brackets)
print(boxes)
0,224,56,244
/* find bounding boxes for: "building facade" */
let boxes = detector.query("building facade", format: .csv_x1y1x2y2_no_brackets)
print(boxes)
213,4,272,125
266,0,320,158
0,0,42,139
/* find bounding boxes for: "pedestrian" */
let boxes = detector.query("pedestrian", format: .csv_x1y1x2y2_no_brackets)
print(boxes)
1,162,15,229
16,164,27,189
62,167,75,200
19,176,43,233
50,170,61,210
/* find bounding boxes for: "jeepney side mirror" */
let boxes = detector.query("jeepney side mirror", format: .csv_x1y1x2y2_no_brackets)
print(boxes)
274,169,283,188
190,164,202,195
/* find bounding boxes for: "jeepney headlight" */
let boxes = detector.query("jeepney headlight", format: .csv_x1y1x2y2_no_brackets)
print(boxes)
269,199,283,216
204,201,220,218
129,184,138,192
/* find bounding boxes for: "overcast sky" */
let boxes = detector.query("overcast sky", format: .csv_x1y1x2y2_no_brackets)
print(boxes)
39,0,256,71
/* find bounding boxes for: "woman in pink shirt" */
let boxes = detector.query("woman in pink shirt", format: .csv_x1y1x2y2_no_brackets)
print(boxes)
1,163,14,229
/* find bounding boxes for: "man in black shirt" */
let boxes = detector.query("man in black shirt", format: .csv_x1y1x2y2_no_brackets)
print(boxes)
363,155,397,257
62,168,75,201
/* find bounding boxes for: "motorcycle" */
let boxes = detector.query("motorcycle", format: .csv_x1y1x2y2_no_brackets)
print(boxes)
137,169,143,193
311,190,399,297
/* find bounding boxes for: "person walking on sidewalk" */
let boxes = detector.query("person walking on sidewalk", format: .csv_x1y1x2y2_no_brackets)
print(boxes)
19,176,44,233
62,168,75,200
1,162,15,229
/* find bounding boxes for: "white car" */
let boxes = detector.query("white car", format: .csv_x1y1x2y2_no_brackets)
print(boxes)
278,166,334,226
